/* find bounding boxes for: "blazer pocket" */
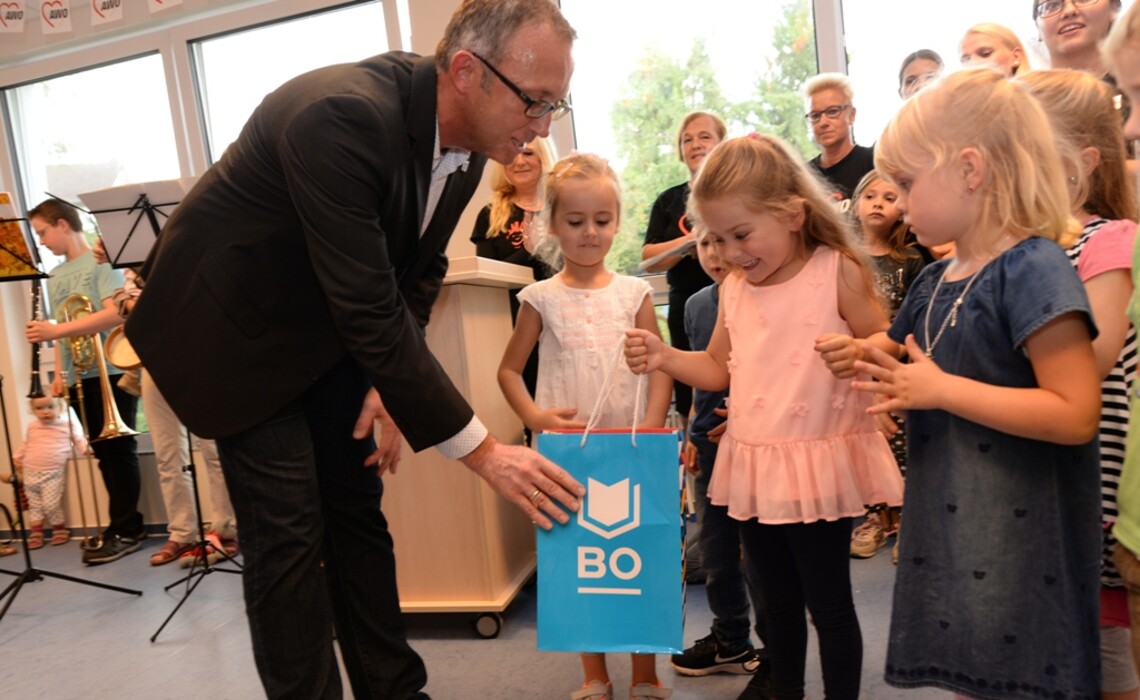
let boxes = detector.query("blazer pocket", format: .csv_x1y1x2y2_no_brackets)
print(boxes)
199,251,269,340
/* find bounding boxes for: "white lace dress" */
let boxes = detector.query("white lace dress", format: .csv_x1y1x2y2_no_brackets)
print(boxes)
517,273,653,429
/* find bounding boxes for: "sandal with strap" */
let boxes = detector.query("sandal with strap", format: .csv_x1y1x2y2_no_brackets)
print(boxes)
150,539,194,566
630,684,672,699
50,528,70,545
0,543,15,557
570,680,612,700
27,531,44,550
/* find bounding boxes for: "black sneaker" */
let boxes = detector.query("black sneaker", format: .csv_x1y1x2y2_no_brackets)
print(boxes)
82,533,143,565
671,633,760,676
735,658,772,700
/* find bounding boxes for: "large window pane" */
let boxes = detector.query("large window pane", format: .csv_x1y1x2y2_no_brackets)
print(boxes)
559,0,817,275
192,1,388,163
5,52,181,228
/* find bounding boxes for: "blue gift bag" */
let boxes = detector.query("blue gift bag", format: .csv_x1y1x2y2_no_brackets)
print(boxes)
535,428,684,653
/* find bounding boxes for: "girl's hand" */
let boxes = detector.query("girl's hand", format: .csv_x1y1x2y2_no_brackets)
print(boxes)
872,394,902,437
528,407,587,433
815,333,862,379
874,410,900,438
682,441,699,474
707,406,728,444
624,328,665,375
852,334,946,413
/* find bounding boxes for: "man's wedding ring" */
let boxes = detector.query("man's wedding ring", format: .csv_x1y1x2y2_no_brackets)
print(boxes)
528,489,542,505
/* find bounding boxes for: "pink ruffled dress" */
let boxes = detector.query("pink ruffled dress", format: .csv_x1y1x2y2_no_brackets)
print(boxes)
709,246,904,524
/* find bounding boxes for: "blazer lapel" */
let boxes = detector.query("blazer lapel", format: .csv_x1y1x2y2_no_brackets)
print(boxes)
407,57,438,250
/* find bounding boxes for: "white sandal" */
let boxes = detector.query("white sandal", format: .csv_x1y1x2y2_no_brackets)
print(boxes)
629,683,672,699
570,680,612,700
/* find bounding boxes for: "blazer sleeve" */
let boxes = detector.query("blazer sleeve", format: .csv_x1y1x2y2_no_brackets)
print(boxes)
278,94,473,450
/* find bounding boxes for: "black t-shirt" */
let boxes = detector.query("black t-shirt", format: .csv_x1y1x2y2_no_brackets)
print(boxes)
809,144,876,208
470,203,554,281
643,182,712,299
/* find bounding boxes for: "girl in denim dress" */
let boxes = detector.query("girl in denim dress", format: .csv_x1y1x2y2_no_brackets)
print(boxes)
855,69,1103,698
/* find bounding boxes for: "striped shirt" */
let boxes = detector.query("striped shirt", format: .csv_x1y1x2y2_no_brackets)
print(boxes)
1066,217,1138,586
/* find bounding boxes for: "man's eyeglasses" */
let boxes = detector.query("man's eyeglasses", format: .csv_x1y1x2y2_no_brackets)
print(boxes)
805,104,850,123
470,51,572,121
1035,0,1099,20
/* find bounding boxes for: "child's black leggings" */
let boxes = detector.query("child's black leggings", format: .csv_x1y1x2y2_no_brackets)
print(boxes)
740,517,862,700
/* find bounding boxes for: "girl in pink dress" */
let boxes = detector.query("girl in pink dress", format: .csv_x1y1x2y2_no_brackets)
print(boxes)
625,134,904,700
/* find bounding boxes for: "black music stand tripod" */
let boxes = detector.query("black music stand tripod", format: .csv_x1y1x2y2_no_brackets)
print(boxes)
0,374,142,623
150,433,241,642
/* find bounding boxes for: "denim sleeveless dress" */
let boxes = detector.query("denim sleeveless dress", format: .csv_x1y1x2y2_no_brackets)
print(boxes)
884,237,1101,699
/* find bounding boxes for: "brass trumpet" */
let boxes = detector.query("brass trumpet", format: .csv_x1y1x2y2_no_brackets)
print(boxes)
56,294,139,441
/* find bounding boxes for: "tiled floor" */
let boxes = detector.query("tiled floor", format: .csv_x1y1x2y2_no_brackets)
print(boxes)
0,533,942,699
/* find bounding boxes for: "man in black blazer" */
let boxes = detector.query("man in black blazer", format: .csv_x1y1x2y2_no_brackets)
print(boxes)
126,1,580,697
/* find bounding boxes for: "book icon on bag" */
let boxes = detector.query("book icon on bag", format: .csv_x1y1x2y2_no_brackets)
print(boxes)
579,477,640,539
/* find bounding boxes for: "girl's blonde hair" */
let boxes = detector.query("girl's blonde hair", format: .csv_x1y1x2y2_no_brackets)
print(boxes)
485,136,557,237
688,133,875,290
876,68,1072,246
851,170,918,264
961,23,1031,76
1019,69,1137,226
1103,0,1140,73
535,152,622,270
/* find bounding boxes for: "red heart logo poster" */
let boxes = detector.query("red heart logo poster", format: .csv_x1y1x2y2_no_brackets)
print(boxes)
0,2,25,31
40,0,70,32
90,0,120,24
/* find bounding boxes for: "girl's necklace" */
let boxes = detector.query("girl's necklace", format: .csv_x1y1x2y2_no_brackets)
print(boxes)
921,261,989,359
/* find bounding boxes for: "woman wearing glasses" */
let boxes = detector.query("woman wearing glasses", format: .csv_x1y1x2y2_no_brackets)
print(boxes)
1035,0,1122,74
803,73,875,207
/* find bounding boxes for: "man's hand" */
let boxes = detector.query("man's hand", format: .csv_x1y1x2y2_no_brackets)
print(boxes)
460,435,585,530
352,388,404,476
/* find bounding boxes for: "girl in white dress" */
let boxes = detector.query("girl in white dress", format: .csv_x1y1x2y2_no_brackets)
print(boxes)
498,152,673,700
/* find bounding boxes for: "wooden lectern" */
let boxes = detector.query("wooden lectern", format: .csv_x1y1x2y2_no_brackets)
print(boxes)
383,256,535,638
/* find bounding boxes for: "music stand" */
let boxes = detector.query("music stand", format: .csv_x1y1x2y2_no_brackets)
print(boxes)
69,180,239,641
0,373,142,623
0,196,45,283
150,433,241,643
75,178,197,269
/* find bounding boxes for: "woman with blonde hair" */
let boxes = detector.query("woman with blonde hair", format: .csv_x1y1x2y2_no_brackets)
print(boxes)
471,135,557,272
641,110,728,430
470,136,557,413
960,23,1031,77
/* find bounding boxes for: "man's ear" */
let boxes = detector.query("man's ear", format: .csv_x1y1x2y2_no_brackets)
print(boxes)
447,50,480,97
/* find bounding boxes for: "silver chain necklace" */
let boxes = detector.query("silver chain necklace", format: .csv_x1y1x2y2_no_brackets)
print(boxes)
922,261,990,358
